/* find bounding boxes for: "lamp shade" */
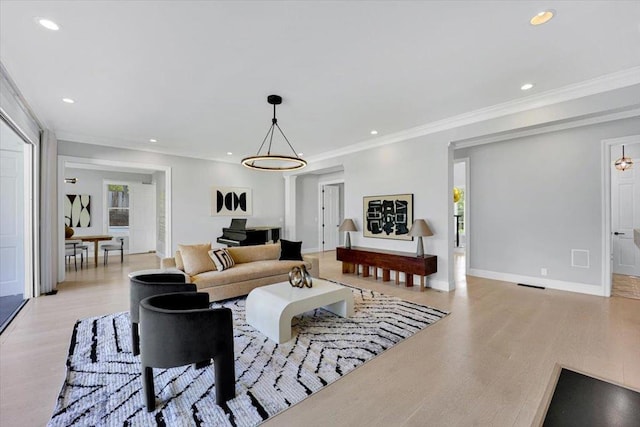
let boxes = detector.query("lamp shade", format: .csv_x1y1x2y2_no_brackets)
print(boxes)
408,219,433,237
338,218,357,232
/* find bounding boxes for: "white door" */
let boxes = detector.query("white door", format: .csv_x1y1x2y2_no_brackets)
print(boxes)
129,183,156,254
0,142,25,297
611,142,640,276
323,185,340,251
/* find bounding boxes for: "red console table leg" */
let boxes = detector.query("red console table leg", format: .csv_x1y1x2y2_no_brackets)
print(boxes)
362,265,370,278
405,273,414,287
382,269,391,282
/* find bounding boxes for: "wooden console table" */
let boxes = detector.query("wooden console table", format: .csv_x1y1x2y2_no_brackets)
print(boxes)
336,246,437,289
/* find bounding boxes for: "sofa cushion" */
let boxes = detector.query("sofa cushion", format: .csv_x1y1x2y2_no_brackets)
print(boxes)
227,243,280,264
279,239,303,261
191,259,311,289
178,243,215,276
209,248,235,271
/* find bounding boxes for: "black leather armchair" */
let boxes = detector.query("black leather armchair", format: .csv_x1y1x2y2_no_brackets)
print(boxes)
129,273,195,355
139,292,235,411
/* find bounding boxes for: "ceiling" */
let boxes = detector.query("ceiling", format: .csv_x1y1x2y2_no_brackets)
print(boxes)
1,1,639,163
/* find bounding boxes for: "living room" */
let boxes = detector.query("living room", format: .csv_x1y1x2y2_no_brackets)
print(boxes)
1,1,639,426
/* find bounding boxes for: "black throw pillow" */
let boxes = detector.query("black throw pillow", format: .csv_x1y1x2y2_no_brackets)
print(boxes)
279,239,303,261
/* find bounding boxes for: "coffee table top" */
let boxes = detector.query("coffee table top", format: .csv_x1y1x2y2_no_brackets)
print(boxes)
251,279,350,302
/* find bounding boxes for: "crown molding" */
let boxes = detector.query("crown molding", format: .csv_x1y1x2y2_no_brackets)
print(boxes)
306,66,640,163
453,105,640,149
56,132,239,165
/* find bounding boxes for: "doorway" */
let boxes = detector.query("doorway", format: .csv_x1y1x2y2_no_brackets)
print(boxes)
454,158,470,274
0,118,34,331
319,181,344,252
610,141,640,299
58,156,172,283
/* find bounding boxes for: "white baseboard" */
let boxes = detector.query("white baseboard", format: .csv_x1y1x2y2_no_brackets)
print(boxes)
302,247,321,254
468,268,605,297
426,279,452,292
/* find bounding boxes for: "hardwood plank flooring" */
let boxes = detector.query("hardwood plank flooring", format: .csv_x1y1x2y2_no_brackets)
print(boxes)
1,252,639,426
612,273,640,300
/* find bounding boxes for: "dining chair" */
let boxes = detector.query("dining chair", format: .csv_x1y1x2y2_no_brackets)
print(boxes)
65,240,83,271
102,237,125,265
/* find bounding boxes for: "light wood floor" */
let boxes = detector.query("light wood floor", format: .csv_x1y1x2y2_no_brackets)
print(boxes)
612,273,640,300
1,252,639,427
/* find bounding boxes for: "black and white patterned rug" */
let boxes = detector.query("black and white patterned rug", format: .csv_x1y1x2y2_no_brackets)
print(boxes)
49,283,448,426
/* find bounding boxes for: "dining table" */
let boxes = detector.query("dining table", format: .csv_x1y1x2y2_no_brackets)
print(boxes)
66,235,113,267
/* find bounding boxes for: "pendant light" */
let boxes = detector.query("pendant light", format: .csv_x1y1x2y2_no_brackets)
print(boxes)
614,145,633,171
242,95,307,171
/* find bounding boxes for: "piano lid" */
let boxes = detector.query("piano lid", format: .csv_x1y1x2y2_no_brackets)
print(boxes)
228,218,247,230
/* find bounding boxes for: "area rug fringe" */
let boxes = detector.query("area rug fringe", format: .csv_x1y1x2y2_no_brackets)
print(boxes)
48,282,448,426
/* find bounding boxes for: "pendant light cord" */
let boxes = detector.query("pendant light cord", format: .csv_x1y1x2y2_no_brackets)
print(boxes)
253,102,299,157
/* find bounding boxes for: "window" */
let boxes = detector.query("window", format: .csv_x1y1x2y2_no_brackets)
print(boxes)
107,184,129,231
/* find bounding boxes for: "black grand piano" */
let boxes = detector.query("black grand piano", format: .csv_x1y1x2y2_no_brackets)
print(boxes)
216,218,280,247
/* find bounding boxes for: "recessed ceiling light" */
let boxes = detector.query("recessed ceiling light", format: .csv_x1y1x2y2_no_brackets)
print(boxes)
149,139,157,143
37,18,60,31
227,152,233,156
530,10,555,26
370,130,378,135
62,98,75,104
298,152,304,157
520,83,534,91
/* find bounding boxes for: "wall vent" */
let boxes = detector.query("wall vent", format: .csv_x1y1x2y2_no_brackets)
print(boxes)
571,249,590,268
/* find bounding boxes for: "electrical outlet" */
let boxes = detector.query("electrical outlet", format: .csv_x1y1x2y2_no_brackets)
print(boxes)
541,268,548,276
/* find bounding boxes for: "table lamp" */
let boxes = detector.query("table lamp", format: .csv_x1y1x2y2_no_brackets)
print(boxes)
408,219,433,257
338,218,357,249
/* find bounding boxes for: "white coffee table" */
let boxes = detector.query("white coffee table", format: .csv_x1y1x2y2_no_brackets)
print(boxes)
246,279,355,343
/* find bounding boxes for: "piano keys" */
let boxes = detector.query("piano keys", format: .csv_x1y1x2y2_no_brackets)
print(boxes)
216,218,281,247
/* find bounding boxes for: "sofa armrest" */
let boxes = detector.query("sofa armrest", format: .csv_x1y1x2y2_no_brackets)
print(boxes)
161,257,177,269
303,255,320,278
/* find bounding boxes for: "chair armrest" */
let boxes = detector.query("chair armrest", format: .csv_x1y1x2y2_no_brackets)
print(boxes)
303,255,320,278
161,257,177,269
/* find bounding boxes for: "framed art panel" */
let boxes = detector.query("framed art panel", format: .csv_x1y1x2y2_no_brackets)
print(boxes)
211,187,252,216
64,194,91,227
363,193,413,240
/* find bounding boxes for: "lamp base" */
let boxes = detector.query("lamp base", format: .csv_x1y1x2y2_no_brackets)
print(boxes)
345,232,351,249
416,236,424,257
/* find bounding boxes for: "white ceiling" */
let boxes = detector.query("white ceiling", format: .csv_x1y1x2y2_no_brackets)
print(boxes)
1,1,640,163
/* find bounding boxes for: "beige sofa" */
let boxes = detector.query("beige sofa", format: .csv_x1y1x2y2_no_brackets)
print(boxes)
161,243,319,301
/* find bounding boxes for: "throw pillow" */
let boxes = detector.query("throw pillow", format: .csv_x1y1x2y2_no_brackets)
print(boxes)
178,243,215,276
279,239,303,261
174,251,185,271
208,248,235,271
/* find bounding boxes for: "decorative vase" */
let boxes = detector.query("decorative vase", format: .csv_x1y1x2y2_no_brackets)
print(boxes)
65,225,74,238
288,265,313,288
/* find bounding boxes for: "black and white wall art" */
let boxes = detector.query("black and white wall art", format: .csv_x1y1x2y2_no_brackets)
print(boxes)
65,194,91,227
211,187,252,216
363,193,413,240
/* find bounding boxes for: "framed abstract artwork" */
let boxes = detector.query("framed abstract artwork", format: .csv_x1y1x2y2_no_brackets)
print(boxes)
363,193,413,240
65,194,91,227
211,187,252,216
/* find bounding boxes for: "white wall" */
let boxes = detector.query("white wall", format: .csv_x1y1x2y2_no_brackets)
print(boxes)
58,141,285,255
459,117,640,294
342,138,451,290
